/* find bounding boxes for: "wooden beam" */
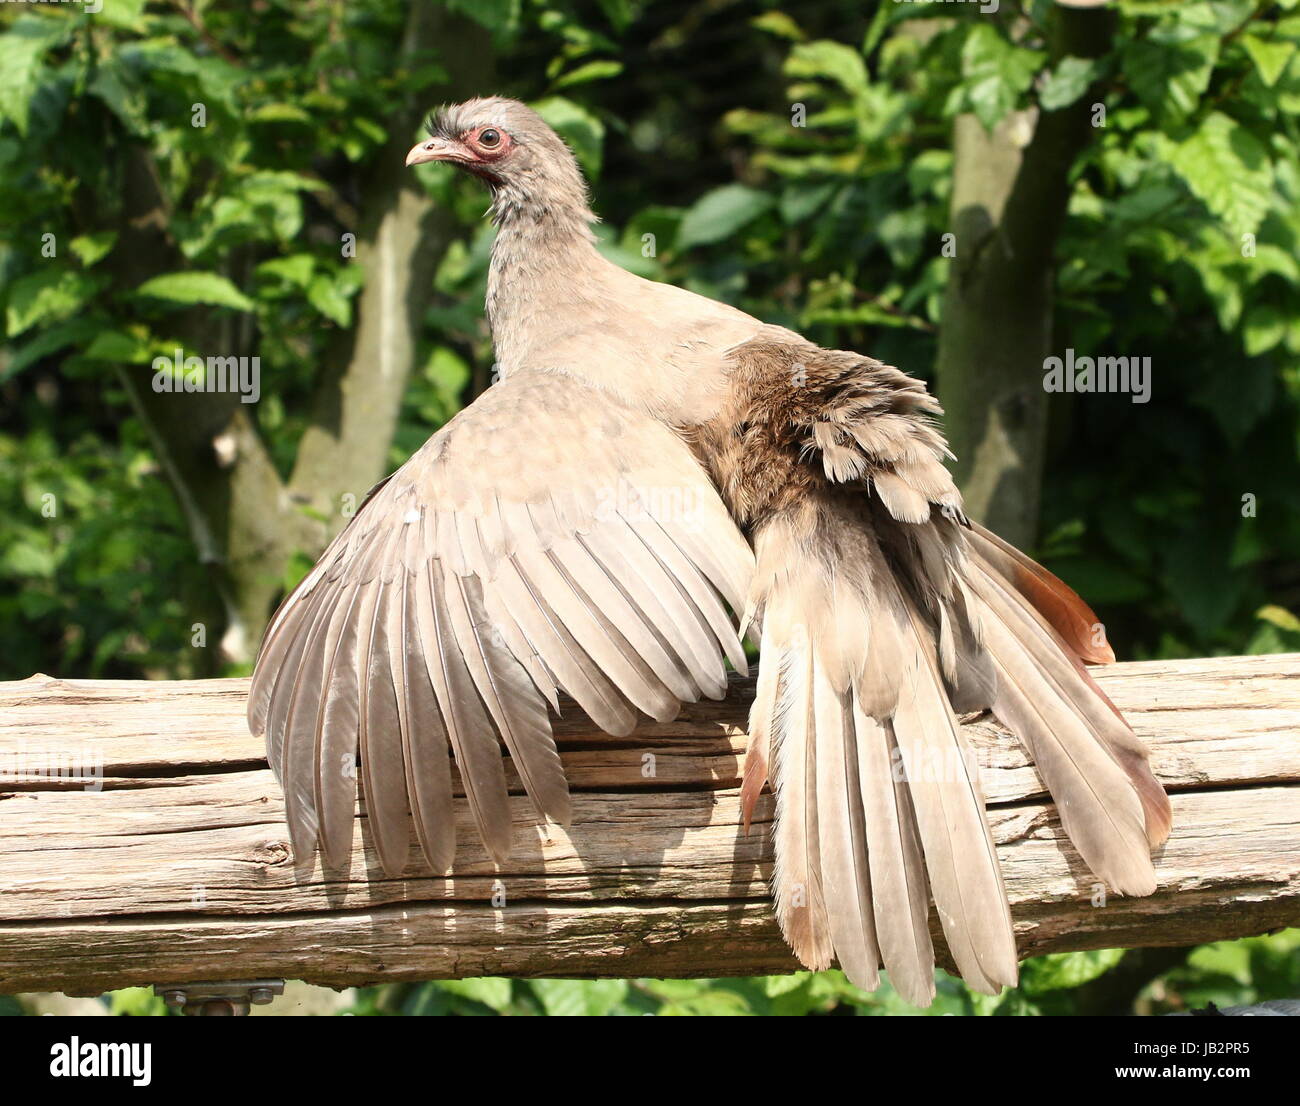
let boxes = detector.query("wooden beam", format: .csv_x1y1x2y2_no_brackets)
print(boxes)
0,654,1297,995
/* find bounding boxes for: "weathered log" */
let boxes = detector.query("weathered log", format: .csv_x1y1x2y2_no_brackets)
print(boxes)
0,654,1296,995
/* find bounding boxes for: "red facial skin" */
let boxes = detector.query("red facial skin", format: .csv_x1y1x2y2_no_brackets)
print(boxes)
405,126,514,182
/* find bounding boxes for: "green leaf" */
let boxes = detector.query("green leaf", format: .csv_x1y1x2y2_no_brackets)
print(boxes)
234,171,319,241
1164,532,1240,637
752,11,805,42
530,96,605,178
1243,304,1286,356
1257,604,1300,633
96,0,147,32
248,102,313,124
437,977,512,1010
281,550,315,595
106,986,166,1016
352,118,387,146
596,0,637,33
1246,243,1300,284
1020,950,1126,995
530,978,629,1016
762,972,810,997
1193,354,1274,443
1194,250,1244,329
1241,34,1296,87
552,60,623,91
256,254,317,288
70,232,118,268
1165,112,1273,235
1123,34,1219,124
135,272,255,312
779,181,837,224
0,17,69,136
2,540,56,578
444,0,521,35
191,54,244,114
5,269,101,338
958,24,1044,131
677,184,774,249
307,273,352,326
785,40,869,101
528,979,585,1017
1188,941,1252,986
877,206,926,267
84,329,155,363
1039,56,1099,112
88,62,148,135
2,319,102,380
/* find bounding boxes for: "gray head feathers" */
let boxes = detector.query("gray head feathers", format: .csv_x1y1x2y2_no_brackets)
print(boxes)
426,97,596,234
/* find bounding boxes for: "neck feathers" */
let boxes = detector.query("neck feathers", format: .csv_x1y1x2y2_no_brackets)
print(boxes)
485,160,606,367
489,161,597,244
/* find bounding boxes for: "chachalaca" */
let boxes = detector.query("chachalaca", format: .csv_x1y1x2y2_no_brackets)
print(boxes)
249,98,1171,1005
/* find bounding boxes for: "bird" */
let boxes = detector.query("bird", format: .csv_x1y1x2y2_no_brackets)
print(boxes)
248,97,1171,1006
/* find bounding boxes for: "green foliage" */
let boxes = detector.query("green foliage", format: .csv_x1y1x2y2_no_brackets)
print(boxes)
1154,929,1300,1010
104,987,170,1017
331,933,1299,1016
0,417,207,677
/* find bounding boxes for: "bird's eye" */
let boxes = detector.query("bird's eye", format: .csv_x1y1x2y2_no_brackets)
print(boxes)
478,128,501,148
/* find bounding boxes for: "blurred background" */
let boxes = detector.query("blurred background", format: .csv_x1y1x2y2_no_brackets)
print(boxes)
0,0,1297,1015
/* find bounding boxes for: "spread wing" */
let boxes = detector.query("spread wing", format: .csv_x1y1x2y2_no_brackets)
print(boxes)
248,371,754,874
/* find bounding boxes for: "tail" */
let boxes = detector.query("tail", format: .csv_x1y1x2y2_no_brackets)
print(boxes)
742,494,1170,1007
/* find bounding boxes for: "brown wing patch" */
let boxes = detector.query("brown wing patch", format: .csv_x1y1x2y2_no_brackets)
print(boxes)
690,328,963,531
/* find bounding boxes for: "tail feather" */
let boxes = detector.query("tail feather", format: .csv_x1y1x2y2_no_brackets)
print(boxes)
967,522,1115,665
855,705,935,1006
747,496,1169,1006
891,601,1017,994
741,641,779,832
813,663,880,989
969,559,1172,859
769,636,834,970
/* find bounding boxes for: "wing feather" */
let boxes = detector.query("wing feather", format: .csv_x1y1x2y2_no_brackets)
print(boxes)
251,371,755,871
623,510,749,675
581,525,727,698
413,560,513,863
444,570,569,825
358,580,411,875
398,570,457,871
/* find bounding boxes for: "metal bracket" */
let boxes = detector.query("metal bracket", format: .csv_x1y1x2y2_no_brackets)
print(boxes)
154,979,285,1016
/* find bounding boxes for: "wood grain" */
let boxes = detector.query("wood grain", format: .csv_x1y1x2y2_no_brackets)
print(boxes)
0,654,1297,995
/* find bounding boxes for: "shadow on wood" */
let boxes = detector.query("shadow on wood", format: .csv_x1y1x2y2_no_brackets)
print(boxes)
0,654,1297,995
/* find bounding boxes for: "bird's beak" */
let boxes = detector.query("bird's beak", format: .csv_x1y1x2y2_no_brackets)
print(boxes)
406,137,472,167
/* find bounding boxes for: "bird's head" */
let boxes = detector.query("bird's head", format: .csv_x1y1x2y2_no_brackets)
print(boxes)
407,97,592,229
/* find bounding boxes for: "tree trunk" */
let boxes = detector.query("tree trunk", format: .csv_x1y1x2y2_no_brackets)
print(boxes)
936,7,1114,548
